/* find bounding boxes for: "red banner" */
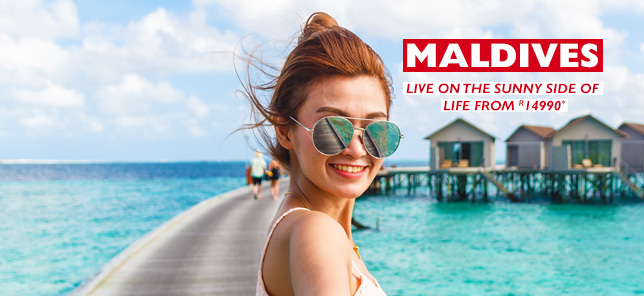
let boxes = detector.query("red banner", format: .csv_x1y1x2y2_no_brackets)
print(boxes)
403,39,603,72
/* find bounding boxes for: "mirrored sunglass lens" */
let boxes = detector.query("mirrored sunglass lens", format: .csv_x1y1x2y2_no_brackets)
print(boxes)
312,117,354,155
364,121,401,158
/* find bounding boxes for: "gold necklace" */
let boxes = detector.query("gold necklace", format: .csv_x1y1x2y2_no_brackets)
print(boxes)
284,191,362,259
285,191,309,208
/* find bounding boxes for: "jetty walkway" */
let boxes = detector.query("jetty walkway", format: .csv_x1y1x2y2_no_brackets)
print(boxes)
370,166,644,202
73,181,285,296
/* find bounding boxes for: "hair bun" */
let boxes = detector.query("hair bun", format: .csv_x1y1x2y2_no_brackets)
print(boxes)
299,12,339,43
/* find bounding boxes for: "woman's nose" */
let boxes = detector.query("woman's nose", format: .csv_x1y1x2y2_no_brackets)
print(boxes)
341,128,367,158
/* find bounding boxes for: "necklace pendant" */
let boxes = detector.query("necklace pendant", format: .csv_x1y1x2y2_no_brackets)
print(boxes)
353,245,361,259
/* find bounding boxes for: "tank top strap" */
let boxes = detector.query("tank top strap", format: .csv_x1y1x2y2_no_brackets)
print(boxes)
351,259,386,294
257,207,310,295
351,260,363,279
265,207,310,247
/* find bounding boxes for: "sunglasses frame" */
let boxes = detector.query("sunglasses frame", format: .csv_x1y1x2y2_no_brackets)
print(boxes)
289,115,404,159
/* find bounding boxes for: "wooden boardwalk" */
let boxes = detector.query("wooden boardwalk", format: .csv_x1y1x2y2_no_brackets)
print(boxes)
371,166,644,202
73,181,285,296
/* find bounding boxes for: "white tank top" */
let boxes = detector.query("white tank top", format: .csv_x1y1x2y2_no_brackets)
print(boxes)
256,207,387,296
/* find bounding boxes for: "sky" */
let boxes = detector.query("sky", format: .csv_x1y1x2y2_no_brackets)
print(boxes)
1,0,643,162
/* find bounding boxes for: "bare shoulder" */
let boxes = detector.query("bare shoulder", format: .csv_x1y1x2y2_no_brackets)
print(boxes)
290,211,348,242
263,209,353,295
287,211,352,294
277,210,351,258
266,209,350,261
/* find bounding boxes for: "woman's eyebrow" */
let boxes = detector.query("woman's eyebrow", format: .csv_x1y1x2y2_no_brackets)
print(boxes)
365,111,387,119
316,106,387,119
316,106,349,117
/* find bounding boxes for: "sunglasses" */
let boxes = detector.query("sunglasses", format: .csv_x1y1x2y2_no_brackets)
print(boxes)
289,116,403,159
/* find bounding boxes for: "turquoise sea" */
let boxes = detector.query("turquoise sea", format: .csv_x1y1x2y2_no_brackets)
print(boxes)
0,162,246,296
1,161,643,295
354,194,644,295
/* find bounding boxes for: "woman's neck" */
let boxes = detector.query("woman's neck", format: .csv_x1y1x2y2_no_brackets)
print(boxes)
286,174,356,240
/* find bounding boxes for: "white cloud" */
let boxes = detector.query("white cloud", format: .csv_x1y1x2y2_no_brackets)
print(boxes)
0,35,68,87
93,74,219,139
194,0,294,17
192,0,639,43
188,122,209,137
186,96,210,118
77,112,104,132
115,116,147,128
20,113,57,129
38,6,241,93
0,0,79,40
100,7,238,74
1,2,241,92
193,0,310,40
15,80,84,107
193,0,538,40
0,0,643,160
600,0,644,12
0,1,242,145
112,115,173,137
96,74,184,115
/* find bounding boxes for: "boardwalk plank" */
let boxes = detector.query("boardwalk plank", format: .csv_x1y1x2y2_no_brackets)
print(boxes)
74,181,285,296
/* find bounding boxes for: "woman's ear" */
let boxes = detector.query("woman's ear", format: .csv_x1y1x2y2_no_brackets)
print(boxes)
274,116,294,150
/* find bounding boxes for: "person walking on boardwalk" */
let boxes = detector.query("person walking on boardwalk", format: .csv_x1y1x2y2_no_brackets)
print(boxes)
250,150,267,199
268,159,283,200
240,12,402,295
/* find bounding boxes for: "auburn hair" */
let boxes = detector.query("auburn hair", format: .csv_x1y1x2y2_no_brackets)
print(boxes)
238,12,393,168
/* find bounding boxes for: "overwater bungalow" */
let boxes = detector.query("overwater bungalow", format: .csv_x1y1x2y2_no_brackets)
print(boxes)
424,118,496,170
548,114,627,170
374,116,644,201
505,125,555,170
618,122,644,172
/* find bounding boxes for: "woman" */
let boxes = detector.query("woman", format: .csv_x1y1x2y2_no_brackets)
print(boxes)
241,12,402,296
250,150,267,199
268,159,283,200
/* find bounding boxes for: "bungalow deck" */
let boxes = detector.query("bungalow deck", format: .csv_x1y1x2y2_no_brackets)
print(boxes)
369,166,644,203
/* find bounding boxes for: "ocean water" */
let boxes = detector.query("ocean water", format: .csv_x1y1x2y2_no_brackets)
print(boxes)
2,162,643,295
0,162,246,296
354,194,644,295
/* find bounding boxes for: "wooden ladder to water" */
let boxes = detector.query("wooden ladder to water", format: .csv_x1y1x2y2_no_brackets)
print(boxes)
480,170,520,202
612,171,644,199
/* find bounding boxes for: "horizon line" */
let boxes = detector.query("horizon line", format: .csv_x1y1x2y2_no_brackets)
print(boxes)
0,158,436,165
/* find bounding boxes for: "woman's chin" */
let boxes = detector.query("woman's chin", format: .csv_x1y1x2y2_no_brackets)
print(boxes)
325,167,373,197
329,184,371,199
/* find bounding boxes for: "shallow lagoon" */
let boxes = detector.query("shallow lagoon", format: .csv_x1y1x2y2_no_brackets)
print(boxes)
1,162,643,295
354,195,644,295
0,162,246,295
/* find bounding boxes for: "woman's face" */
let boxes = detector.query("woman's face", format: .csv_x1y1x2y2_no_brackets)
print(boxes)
290,75,388,199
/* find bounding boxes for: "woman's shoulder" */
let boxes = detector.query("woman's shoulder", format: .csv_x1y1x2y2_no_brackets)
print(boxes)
294,210,344,233
276,209,344,238
277,209,351,258
278,209,353,293
291,212,351,264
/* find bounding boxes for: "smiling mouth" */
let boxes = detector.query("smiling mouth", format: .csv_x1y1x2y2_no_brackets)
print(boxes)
332,164,366,173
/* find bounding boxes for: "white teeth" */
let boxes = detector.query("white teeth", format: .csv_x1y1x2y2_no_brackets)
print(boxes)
333,164,364,173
